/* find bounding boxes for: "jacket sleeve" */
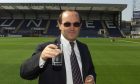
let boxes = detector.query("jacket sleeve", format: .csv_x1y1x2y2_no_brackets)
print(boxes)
85,44,97,82
20,42,50,80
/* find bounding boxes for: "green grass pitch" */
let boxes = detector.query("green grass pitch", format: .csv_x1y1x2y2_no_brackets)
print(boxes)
0,37,140,84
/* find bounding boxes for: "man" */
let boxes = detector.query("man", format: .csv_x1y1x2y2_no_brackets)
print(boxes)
20,10,96,84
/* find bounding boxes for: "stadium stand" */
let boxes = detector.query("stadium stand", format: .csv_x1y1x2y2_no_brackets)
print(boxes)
0,19,124,37
0,3,127,37
46,20,60,36
105,20,123,37
80,20,103,37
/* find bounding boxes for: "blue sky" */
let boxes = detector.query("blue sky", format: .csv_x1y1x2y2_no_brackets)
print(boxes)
0,0,133,21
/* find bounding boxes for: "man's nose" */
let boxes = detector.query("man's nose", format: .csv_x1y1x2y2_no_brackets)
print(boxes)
69,25,75,30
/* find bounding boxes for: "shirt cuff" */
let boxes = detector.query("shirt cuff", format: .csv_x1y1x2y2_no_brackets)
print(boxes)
39,57,46,68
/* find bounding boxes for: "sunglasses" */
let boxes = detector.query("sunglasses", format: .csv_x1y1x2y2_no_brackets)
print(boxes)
62,22,81,27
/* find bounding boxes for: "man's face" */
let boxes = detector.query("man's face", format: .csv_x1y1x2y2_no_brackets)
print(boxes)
59,11,81,41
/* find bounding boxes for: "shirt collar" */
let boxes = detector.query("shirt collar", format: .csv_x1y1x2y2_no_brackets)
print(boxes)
60,34,76,46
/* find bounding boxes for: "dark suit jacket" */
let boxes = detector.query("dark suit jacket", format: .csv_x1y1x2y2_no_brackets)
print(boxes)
20,37,96,84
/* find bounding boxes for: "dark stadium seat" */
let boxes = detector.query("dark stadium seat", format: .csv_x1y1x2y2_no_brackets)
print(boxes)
80,20,103,37
105,20,123,37
46,20,60,36
0,19,122,37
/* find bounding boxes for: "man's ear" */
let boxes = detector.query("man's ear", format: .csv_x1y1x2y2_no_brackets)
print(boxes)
57,21,62,30
59,27,62,30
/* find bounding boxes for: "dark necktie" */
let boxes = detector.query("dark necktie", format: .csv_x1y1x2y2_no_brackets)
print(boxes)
70,42,83,84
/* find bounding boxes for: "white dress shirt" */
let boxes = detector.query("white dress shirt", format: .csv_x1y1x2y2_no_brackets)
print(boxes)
60,34,83,84
39,34,83,84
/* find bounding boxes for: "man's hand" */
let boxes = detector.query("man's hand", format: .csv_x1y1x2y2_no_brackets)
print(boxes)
85,75,95,84
40,44,61,60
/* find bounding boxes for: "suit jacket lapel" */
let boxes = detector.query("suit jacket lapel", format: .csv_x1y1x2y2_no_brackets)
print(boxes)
76,40,87,81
